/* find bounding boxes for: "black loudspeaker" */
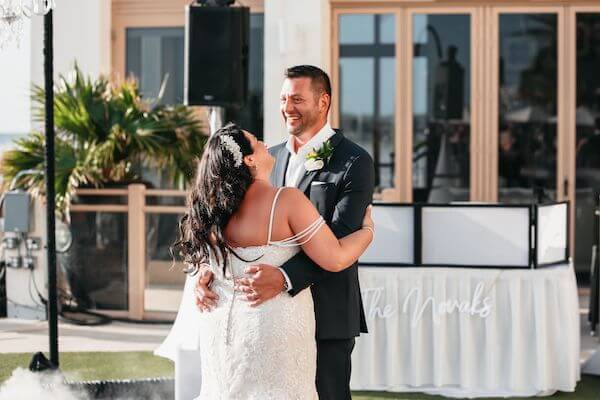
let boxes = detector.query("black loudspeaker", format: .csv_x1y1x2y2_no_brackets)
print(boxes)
185,5,249,107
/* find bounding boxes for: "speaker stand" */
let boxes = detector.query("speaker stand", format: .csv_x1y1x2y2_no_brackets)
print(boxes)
209,106,225,135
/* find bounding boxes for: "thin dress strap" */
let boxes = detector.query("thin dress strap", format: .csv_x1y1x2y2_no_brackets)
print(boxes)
267,187,325,248
267,187,286,245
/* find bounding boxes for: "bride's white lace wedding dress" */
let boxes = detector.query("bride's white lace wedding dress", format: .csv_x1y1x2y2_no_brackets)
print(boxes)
157,187,324,400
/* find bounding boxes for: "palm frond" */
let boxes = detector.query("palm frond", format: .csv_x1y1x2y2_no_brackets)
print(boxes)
5,66,208,217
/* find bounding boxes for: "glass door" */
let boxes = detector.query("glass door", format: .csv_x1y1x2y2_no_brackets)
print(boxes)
336,11,397,195
408,9,474,203
492,9,564,204
572,10,600,281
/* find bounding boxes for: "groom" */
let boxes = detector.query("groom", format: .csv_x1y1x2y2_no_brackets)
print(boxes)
196,65,374,399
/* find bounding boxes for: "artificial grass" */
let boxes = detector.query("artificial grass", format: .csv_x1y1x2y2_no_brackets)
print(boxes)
1,352,600,399
0,352,173,383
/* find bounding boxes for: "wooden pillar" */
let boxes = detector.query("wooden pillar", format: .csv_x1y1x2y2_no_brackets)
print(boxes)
128,183,146,320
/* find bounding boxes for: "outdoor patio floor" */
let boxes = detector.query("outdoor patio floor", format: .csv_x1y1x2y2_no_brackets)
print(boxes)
1,294,599,399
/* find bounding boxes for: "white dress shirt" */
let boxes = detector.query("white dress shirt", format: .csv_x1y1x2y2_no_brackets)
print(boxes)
279,123,336,291
284,123,336,187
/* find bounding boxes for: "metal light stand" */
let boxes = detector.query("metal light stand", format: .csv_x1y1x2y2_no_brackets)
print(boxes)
0,2,61,373
43,9,59,368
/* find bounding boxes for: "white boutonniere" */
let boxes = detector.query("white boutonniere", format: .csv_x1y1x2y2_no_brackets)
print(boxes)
304,139,334,172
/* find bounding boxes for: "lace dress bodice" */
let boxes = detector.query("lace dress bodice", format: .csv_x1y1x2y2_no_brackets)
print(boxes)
157,188,324,400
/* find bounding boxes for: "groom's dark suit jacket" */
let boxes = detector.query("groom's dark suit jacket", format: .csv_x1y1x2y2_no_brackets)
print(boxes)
269,131,374,340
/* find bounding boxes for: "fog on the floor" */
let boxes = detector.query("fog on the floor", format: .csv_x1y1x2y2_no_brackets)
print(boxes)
0,368,88,400
0,367,172,400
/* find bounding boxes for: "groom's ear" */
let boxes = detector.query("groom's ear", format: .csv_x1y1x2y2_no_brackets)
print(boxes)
319,93,331,114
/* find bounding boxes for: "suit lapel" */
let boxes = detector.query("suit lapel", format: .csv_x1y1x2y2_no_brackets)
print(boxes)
274,146,291,187
296,131,344,194
297,169,319,194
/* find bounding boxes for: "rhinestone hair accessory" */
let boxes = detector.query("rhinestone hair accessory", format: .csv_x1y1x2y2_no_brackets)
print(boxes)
219,135,244,167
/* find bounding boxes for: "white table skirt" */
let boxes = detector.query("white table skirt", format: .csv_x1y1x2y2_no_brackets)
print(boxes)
351,264,580,398
156,263,580,399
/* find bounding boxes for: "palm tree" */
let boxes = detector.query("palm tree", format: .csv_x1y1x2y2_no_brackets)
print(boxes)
0,66,207,219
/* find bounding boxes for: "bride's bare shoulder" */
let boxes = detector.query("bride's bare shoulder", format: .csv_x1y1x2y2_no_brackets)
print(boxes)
277,187,311,209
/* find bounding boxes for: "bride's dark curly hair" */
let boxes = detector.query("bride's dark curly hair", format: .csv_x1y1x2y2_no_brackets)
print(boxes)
171,123,254,275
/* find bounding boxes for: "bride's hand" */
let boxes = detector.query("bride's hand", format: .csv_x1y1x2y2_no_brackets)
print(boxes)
195,263,218,312
362,205,374,231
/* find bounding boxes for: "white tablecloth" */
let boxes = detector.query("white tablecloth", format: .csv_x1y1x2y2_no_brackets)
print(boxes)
351,264,580,398
156,263,581,399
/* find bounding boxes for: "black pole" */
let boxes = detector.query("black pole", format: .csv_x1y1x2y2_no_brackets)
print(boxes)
43,9,59,367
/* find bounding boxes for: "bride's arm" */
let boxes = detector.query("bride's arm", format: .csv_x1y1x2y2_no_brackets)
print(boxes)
281,188,374,272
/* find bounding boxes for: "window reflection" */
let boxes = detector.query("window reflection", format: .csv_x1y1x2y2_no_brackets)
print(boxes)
126,27,185,105
412,14,471,203
340,15,375,44
339,14,396,192
498,14,558,203
575,14,600,280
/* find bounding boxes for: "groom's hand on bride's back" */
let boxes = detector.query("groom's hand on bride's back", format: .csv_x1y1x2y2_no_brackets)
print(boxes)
236,264,286,307
195,263,218,312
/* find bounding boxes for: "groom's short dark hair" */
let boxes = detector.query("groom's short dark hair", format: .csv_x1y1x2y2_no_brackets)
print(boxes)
285,65,332,98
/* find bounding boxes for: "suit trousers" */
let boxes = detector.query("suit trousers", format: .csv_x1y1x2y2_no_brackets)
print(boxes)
316,338,356,400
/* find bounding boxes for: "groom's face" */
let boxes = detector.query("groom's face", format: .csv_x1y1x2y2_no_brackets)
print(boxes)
280,77,321,137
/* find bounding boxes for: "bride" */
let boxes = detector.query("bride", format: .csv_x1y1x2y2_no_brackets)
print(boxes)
169,123,374,399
